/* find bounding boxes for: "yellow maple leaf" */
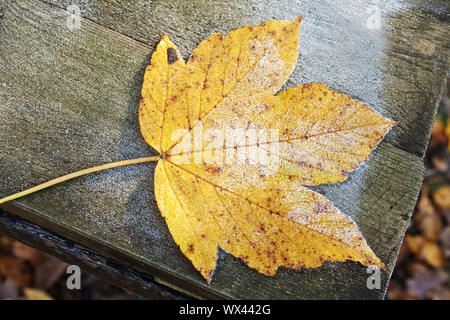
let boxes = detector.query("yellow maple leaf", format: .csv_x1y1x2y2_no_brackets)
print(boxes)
139,17,395,282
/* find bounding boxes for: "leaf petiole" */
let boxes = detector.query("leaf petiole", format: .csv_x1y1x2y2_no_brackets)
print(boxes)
0,155,162,204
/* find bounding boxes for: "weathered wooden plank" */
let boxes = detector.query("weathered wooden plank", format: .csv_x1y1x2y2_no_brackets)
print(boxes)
0,0,446,299
45,0,450,158
0,209,190,300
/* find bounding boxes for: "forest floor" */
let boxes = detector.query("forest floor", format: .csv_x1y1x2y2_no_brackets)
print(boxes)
0,81,449,300
0,234,136,299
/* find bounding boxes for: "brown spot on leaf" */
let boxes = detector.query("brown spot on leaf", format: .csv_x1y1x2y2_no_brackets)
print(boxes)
167,47,178,64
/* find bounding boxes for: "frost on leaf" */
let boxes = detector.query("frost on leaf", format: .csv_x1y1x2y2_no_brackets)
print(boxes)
139,17,395,282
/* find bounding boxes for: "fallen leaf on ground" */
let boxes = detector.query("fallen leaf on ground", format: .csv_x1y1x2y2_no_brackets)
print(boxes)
431,156,448,172
418,241,445,268
0,235,14,247
140,17,395,281
432,185,450,210
415,194,443,241
23,287,53,300
405,235,425,255
417,190,435,216
429,119,447,151
445,119,450,151
12,242,47,265
0,256,31,288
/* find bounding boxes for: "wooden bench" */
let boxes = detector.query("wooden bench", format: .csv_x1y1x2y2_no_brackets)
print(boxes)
0,0,448,299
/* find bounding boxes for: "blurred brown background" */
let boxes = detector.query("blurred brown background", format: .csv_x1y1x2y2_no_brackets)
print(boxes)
386,78,450,300
0,80,449,300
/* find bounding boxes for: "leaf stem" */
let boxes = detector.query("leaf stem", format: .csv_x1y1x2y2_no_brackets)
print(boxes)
0,155,161,204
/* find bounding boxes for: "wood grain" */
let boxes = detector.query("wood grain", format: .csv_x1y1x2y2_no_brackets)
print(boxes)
44,0,450,157
0,0,448,299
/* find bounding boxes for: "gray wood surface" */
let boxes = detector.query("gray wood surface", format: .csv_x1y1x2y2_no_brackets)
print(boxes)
0,0,448,299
